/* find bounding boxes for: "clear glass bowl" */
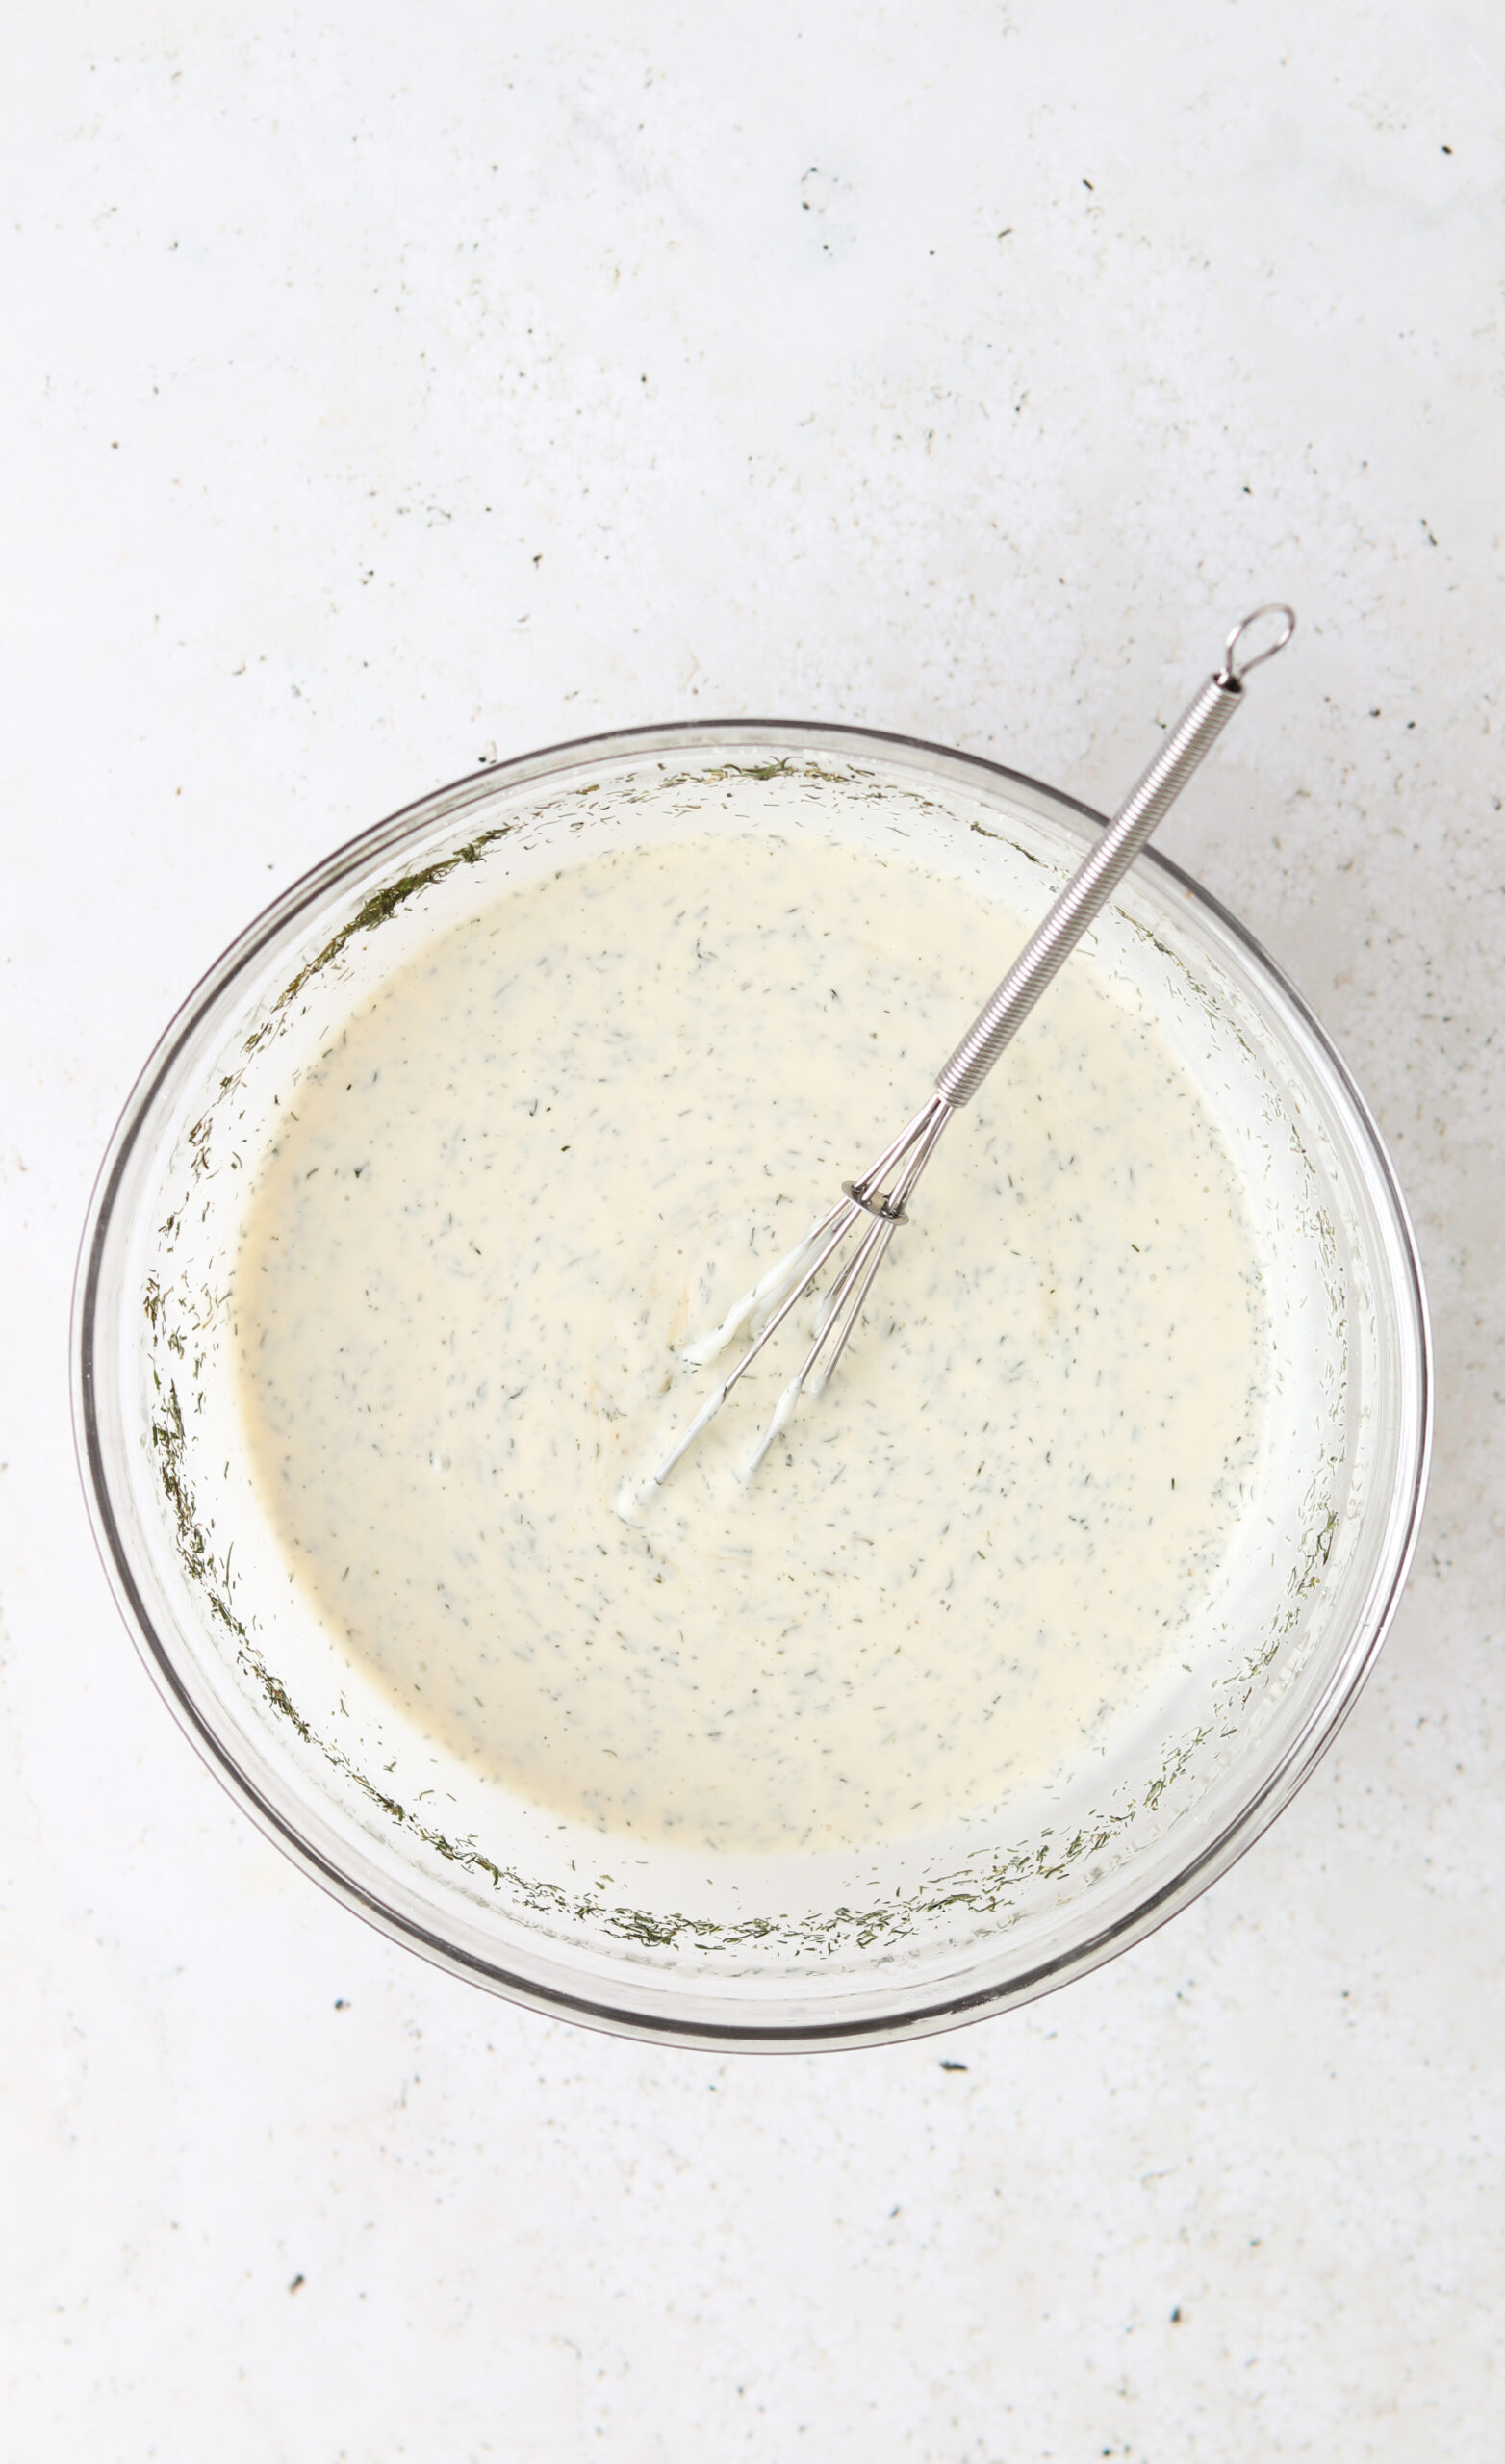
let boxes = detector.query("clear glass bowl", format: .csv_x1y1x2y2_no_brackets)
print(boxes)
72,723,1431,2049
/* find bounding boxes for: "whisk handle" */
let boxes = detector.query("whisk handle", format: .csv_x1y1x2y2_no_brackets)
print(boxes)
932,606,1294,1108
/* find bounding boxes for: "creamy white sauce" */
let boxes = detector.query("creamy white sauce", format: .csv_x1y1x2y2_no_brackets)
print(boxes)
233,831,1267,1855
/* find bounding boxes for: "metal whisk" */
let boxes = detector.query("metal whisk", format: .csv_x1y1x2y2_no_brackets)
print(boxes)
627,604,1295,1507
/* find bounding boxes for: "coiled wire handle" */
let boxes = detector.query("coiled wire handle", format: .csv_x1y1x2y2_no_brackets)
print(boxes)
934,603,1295,1107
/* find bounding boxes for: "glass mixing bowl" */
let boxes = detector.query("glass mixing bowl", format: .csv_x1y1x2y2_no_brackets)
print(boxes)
72,723,1431,2049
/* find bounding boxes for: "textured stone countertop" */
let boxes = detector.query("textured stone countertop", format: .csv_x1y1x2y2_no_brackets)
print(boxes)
3,5,1500,2457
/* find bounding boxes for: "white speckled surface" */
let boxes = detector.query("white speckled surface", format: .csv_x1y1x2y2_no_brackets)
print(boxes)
3,3,1501,2455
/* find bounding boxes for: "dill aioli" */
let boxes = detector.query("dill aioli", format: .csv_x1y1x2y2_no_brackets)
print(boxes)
232,831,1267,1855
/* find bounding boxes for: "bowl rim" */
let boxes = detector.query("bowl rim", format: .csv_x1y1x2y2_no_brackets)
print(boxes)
71,716,1435,2050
